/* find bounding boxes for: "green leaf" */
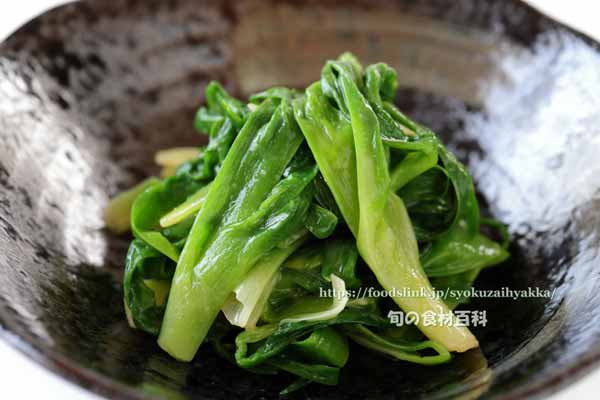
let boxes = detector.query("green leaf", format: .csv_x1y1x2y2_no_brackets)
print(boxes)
294,83,359,234
195,81,248,133
235,307,386,368
159,184,211,228
419,146,508,281
158,100,315,361
104,177,159,234
422,231,509,278
304,204,338,239
123,239,175,335
297,54,479,352
131,83,246,260
291,327,349,368
249,87,301,104
222,235,307,329
320,238,361,289
131,174,206,261
398,166,455,242
120,54,510,391
342,325,451,365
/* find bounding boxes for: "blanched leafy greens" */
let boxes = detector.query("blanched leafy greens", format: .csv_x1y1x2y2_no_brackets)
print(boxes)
107,54,509,394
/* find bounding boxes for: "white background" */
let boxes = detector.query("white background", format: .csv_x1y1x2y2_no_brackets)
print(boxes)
0,1,598,399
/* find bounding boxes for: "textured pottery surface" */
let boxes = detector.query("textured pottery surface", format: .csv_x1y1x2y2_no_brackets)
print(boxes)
1,0,600,399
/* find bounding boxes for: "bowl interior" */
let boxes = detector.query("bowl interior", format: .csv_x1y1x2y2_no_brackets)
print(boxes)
1,0,600,399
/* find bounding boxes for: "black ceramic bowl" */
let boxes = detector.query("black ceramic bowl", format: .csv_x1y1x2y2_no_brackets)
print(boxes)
1,0,600,399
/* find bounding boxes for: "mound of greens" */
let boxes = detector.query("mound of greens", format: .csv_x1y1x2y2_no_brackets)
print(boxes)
106,53,509,394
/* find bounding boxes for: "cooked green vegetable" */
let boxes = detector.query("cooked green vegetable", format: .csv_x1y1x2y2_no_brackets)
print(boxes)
342,324,451,365
294,54,477,352
108,53,510,393
158,101,316,361
221,234,307,329
292,327,349,368
123,239,175,335
104,177,159,234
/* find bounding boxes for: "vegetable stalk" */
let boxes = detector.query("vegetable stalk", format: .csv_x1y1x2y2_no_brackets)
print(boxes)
158,100,316,361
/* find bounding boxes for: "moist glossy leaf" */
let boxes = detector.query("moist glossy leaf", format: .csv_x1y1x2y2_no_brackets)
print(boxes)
294,83,359,234
194,107,224,136
160,215,194,243
299,54,478,352
342,324,451,365
159,100,316,361
291,327,349,368
131,173,207,261
419,145,507,278
364,62,397,104
430,219,511,307
363,63,440,190
283,244,324,271
321,52,365,116
263,238,361,323
104,177,159,234
320,238,361,289
304,204,338,239
159,184,211,228
312,173,343,220
431,270,481,309
261,265,336,324
123,239,175,335
398,166,456,241
131,83,246,259
422,231,509,277
222,235,306,329
437,145,480,236
194,81,248,132
119,53,510,391
249,87,301,104
235,307,387,368
280,274,348,323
